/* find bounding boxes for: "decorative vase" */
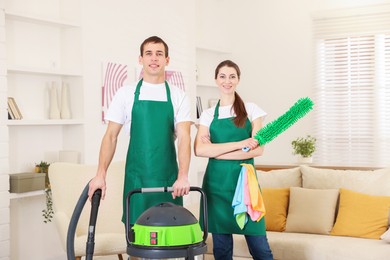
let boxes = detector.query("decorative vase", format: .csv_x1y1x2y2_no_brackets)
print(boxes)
60,82,71,119
49,82,61,119
297,156,313,165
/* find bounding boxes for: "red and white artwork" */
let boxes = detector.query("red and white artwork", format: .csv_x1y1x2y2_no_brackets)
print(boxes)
101,62,128,123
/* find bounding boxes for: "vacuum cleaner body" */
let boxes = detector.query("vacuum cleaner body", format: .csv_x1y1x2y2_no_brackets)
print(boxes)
131,202,203,247
126,187,208,259
67,185,207,260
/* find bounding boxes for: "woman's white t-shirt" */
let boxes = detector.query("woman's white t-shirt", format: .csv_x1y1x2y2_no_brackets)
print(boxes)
105,81,192,135
199,102,267,128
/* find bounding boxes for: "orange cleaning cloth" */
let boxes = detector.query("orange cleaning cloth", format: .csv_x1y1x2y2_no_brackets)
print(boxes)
241,163,266,222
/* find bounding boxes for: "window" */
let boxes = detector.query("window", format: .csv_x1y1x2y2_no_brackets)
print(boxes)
313,5,390,167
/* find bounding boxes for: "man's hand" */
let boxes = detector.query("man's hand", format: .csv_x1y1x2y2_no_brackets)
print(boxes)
171,175,190,199
88,175,107,201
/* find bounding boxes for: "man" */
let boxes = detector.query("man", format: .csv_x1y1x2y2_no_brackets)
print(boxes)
88,36,192,224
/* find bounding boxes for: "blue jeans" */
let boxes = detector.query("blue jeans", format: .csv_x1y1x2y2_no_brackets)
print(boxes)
212,233,273,260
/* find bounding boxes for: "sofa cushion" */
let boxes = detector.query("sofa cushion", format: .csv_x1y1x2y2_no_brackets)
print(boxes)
262,188,290,231
285,187,339,235
300,165,390,196
257,167,301,188
331,188,390,239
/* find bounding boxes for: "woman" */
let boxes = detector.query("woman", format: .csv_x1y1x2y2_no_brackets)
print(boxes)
195,60,273,260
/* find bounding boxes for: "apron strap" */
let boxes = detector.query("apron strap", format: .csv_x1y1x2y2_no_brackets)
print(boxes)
134,79,143,101
213,100,221,119
134,79,171,102
165,81,171,103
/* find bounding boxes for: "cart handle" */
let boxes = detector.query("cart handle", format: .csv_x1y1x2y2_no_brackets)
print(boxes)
125,186,208,245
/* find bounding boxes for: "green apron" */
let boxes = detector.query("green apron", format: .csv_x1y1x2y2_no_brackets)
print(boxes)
122,79,182,224
202,101,266,235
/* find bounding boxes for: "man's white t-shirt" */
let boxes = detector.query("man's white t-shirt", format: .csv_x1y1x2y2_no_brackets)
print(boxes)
199,102,267,128
105,81,192,135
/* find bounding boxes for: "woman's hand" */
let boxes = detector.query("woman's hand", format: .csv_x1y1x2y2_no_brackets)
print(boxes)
201,134,258,152
239,137,259,151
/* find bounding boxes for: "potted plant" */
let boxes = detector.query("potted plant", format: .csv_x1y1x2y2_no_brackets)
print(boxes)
35,160,50,173
291,135,316,163
34,161,53,223
35,161,50,187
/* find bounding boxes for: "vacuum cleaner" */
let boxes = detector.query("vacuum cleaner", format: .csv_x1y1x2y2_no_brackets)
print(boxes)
67,184,207,260
126,186,208,259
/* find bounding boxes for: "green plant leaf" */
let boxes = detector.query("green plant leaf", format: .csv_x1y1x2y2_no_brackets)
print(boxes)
291,135,316,157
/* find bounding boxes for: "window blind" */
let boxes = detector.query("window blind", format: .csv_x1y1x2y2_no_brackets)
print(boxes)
313,5,390,167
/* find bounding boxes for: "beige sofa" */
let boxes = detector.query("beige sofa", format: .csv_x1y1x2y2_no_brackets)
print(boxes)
196,165,390,260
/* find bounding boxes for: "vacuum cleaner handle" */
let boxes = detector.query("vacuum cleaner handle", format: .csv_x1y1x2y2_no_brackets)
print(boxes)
86,189,102,260
67,182,101,260
126,186,208,244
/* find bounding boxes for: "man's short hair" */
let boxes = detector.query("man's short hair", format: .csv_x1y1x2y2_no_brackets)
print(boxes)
140,36,169,57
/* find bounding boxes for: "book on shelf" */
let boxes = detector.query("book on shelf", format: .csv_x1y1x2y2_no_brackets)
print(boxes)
196,96,203,119
7,98,16,119
8,109,15,119
7,97,23,120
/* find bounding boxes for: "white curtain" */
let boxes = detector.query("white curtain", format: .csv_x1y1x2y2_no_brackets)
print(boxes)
312,5,390,167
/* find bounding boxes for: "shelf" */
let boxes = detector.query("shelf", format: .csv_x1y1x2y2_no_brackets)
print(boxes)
7,119,84,126
5,11,80,28
7,65,82,77
9,190,45,200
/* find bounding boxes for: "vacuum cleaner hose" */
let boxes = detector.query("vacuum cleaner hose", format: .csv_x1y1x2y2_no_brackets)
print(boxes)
67,182,102,260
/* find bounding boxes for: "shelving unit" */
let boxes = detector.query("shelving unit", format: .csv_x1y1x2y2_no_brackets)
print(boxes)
5,0,84,173
5,1,84,259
